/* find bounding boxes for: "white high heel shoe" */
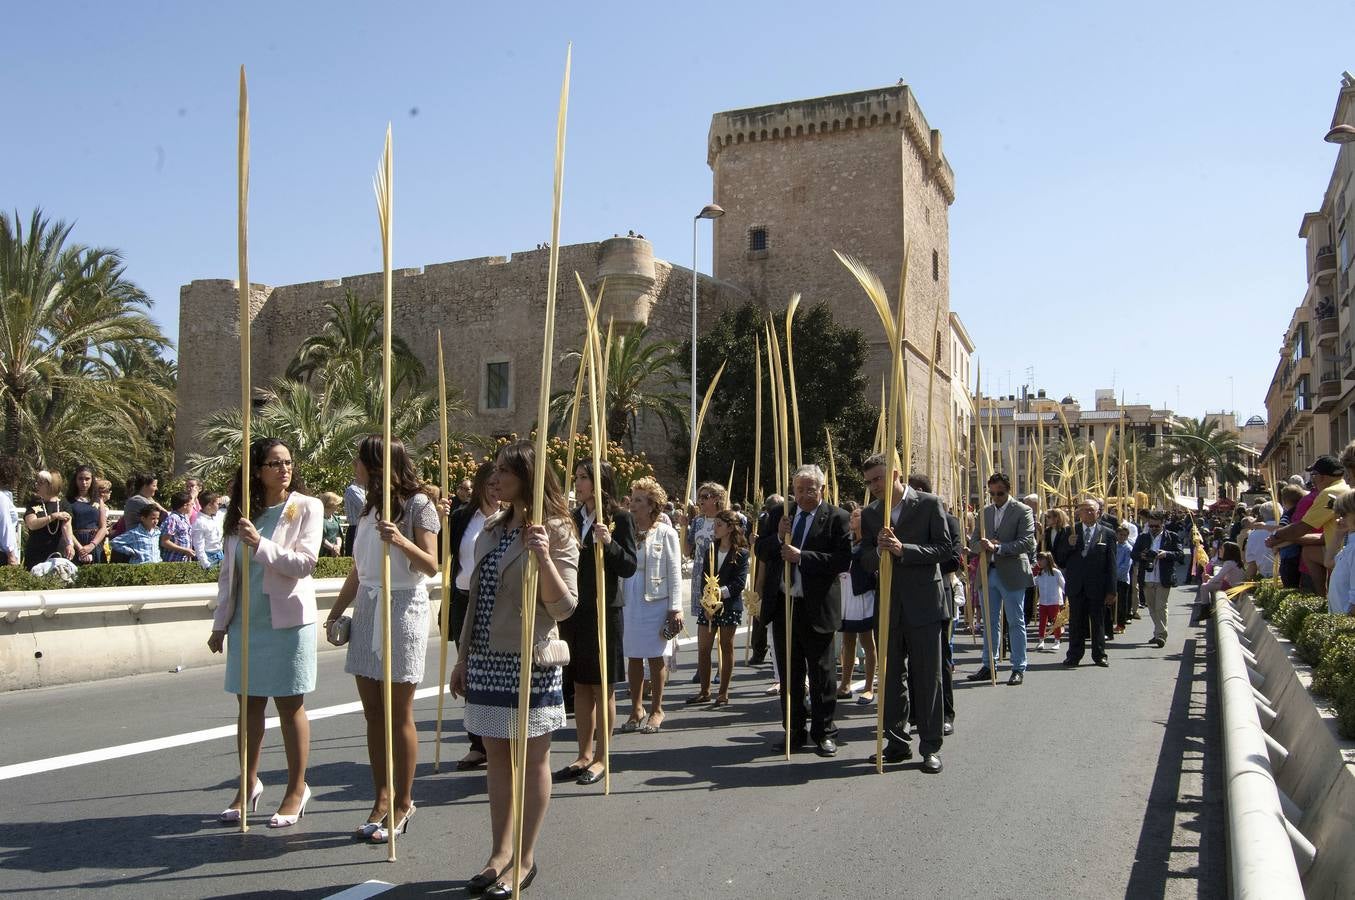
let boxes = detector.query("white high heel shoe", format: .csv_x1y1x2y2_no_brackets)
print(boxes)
369,804,416,844
266,784,312,828
218,778,264,824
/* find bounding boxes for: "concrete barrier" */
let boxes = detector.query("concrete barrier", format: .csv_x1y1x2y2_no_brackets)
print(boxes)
0,579,446,692
1233,594,1355,900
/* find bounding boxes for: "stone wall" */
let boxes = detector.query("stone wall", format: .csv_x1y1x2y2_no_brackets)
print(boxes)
175,240,748,489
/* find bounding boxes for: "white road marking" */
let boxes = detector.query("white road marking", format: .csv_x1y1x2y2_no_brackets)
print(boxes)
0,628,744,782
323,881,395,899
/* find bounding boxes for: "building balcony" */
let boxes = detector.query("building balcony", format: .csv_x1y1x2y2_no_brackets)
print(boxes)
1315,247,1337,280
1316,371,1342,412
1292,354,1313,383
1317,314,1339,346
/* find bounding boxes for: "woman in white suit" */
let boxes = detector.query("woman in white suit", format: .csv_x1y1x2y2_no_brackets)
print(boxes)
620,477,684,734
207,438,323,827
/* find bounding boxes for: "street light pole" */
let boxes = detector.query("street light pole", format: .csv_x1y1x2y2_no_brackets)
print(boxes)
691,203,724,502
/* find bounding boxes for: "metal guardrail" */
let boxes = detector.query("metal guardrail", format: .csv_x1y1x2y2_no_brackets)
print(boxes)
0,575,444,623
1213,599,1310,899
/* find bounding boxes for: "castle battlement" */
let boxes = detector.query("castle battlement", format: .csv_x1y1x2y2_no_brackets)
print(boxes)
707,84,954,203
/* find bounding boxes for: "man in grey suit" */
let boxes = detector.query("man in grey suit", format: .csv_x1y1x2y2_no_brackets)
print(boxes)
858,455,953,774
967,473,1036,685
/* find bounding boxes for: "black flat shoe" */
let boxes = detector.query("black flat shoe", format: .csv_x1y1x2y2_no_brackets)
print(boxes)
1094,658,1109,667
1061,658,1079,667
921,752,943,774
873,741,913,764
485,864,537,899
965,668,992,682
943,719,955,736
551,764,585,783
456,753,488,771
575,765,604,785
1007,672,1024,686
466,867,501,896
684,693,712,705
815,737,838,757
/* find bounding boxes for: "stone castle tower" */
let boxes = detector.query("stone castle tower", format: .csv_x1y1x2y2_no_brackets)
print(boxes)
175,83,956,490
707,84,957,484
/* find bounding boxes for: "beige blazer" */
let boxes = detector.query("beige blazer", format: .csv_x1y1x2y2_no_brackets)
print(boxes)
212,494,323,631
457,511,578,656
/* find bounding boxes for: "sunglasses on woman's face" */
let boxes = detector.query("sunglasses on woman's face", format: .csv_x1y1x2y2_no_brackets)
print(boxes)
263,460,294,470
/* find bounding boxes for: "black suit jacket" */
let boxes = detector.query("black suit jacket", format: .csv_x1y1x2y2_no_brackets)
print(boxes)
713,546,750,604
941,511,964,619
1131,529,1186,588
856,490,952,628
1055,521,1118,600
754,502,851,633
572,507,638,608
447,503,486,587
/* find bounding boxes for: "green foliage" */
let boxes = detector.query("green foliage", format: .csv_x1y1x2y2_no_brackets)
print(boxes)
0,566,65,592
1260,586,1300,620
675,302,877,503
1336,685,1355,740
1156,416,1252,510
313,556,354,579
1274,593,1328,641
0,208,175,488
1311,633,1355,697
1295,613,1355,665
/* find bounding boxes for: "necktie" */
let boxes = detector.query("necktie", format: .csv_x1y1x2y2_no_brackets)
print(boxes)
790,511,810,588
1082,525,1092,557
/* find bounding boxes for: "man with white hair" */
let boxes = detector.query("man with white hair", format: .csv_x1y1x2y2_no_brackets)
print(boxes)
1056,497,1119,667
755,464,852,757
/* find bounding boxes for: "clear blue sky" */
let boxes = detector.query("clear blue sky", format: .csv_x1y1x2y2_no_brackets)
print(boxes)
9,0,1353,424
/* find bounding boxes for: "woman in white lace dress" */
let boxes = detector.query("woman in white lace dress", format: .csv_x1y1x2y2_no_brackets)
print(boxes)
325,436,440,844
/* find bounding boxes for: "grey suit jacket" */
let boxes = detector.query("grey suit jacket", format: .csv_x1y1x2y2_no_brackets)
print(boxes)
969,499,1036,589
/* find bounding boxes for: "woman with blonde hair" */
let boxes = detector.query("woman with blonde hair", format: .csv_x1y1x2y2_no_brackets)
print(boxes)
621,477,683,733
23,470,74,569
449,439,578,897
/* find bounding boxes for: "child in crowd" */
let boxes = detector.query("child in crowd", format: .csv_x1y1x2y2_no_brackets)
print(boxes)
191,491,224,568
1115,526,1134,633
110,505,163,564
319,491,343,557
159,491,195,562
1034,551,1065,651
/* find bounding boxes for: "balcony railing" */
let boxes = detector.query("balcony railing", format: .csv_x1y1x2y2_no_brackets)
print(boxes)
1316,246,1338,279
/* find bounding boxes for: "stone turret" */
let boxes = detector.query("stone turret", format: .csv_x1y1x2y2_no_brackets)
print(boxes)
594,236,656,330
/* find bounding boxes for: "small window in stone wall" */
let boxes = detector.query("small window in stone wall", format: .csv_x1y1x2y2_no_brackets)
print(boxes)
749,227,768,252
932,250,939,281
486,360,511,410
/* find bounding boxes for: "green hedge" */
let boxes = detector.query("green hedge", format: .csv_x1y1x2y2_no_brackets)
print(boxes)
1274,593,1327,640
1260,586,1300,620
0,557,355,592
1312,633,1355,698
1296,613,1355,666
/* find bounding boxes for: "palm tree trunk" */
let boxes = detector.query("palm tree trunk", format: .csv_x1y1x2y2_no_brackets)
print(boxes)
2,390,24,463
607,403,628,445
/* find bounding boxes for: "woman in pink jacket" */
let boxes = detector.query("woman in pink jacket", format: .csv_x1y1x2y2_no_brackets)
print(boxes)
207,438,323,827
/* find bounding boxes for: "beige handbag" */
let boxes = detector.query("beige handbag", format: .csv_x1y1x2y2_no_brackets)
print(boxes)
532,637,570,667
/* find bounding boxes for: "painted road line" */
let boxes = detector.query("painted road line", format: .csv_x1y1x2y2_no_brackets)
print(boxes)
0,628,744,782
323,881,395,899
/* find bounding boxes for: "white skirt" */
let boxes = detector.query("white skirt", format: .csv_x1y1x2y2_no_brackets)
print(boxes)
839,572,876,634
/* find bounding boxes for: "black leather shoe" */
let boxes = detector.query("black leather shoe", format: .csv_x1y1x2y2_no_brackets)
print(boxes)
773,733,809,754
1150,638,1166,648
875,740,913,764
467,868,501,896
1007,671,1024,686
965,667,992,682
1061,658,1079,667
1094,658,1109,667
551,765,584,783
485,864,537,899
942,719,955,736
921,753,943,774
815,738,838,757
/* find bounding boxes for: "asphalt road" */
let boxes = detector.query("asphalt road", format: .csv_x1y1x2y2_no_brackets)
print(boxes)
0,586,1223,899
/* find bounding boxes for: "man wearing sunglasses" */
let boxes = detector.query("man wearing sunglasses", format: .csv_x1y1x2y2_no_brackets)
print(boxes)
967,473,1036,686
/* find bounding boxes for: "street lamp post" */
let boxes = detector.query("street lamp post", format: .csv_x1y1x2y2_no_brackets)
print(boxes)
690,203,724,501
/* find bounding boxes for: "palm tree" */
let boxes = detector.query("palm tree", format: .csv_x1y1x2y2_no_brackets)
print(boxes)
1159,416,1249,511
0,208,171,480
285,289,425,402
548,325,687,448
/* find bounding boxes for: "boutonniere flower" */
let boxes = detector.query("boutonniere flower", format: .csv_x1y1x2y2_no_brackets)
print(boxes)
283,502,298,522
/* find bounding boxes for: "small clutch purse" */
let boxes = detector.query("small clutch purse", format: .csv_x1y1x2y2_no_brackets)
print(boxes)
660,617,682,641
325,616,351,646
532,638,570,667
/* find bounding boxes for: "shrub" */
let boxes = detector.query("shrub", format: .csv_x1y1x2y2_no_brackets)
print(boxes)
74,563,217,589
1274,593,1327,640
1312,633,1355,697
1296,613,1355,666
0,567,66,592
1336,687,1355,740
313,556,354,579
1261,586,1300,620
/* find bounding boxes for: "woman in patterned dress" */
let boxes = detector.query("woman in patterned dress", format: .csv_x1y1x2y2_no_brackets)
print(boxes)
449,439,578,898
325,436,441,843
690,508,748,706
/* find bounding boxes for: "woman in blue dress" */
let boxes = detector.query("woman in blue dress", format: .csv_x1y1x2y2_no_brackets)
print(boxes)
207,438,324,828
449,439,578,899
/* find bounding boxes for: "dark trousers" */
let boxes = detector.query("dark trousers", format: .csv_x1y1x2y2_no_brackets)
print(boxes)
771,613,837,741
1115,582,1133,627
1279,556,1301,589
940,619,955,723
1023,586,1036,626
887,613,945,754
448,587,484,755
750,613,769,661
1065,590,1107,664
1136,567,1147,607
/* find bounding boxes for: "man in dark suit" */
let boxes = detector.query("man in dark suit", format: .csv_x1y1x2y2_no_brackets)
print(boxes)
1132,509,1187,649
755,466,852,757
1055,498,1119,667
857,458,952,774
747,494,783,667
909,474,963,736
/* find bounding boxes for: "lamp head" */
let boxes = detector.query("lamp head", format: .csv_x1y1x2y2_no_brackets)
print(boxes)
1324,124,1355,144
696,204,725,220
